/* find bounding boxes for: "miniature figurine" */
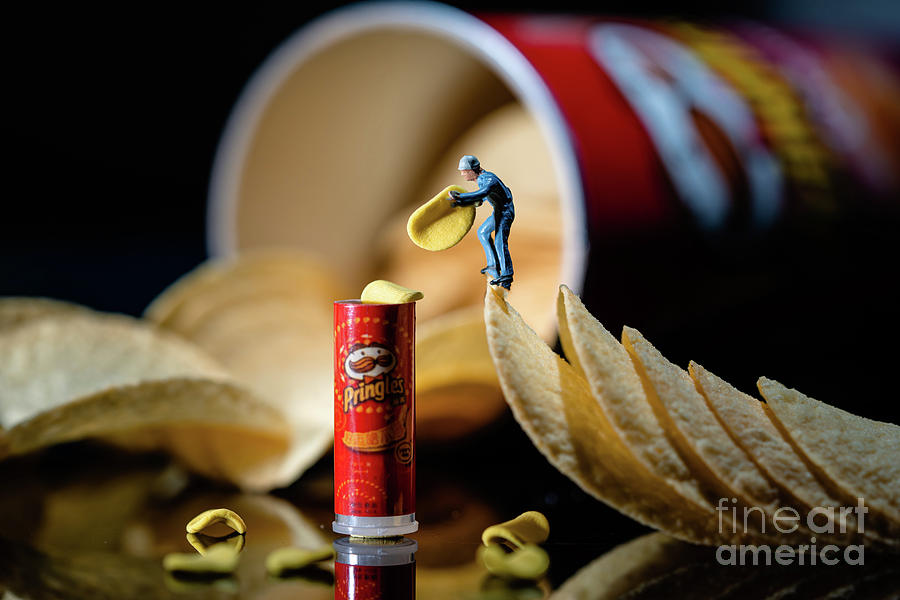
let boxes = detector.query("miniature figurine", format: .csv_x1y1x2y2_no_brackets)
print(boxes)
448,155,515,289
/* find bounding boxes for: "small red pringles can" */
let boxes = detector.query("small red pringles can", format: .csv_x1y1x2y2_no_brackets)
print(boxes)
334,537,417,600
333,299,417,537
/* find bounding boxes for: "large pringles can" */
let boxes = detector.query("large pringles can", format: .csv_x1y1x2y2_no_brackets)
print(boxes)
333,300,418,537
206,2,900,346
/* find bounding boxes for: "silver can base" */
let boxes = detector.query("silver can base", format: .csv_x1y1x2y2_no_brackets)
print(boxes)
332,513,419,537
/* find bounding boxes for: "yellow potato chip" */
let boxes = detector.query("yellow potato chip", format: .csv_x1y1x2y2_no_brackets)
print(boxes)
477,542,549,580
622,327,785,536
187,531,245,556
484,285,750,545
0,311,291,490
557,286,732,537
145,249,344,335
146,254,340,489
690,362,866,545
482,511,549,548
407,185,476,251
759,377,900,541
0,297,89,332
360,279,424,304
186,508,246,535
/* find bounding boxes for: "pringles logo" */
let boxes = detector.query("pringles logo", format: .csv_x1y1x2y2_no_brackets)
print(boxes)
342,342,406,413
340,342,409,453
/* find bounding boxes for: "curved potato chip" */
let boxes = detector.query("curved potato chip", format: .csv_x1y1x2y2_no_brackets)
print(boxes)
549,533,709,600
187,532,245,556
477,543,549,581
482,511,549,549
557,287,744,542
759,377,900,542
0,297,90,332
145,254,340,489
144,248,344,333
0,311,229,425
690,362,870,546
0,311,291,490
407,185,476,251
621,327,789,541
484,285,752,546
186,508,247,535
360,280,424,304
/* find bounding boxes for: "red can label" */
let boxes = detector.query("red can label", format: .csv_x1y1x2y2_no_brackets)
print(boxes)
334,301,415,517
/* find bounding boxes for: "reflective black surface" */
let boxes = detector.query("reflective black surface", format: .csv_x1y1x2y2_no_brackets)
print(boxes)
1,422,898,599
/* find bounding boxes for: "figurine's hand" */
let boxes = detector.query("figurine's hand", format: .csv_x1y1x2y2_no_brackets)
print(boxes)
448,190,462,207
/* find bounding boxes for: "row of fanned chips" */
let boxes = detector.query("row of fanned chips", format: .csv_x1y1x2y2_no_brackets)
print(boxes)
483,284,900,550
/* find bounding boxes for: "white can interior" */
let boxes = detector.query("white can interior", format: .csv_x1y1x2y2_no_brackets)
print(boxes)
207,2,588,339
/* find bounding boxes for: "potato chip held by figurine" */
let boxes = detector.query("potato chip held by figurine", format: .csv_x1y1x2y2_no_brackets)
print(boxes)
407,185,476,251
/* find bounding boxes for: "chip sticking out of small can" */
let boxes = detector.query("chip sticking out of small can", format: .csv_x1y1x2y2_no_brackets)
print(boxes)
361,280,424,304
407,185,476,251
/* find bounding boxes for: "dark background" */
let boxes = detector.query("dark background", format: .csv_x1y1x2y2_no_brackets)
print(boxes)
1,0,900,588
2,0,897,311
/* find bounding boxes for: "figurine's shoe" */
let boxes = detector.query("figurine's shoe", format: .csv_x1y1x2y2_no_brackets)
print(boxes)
480,266,498,275
490,275,513,290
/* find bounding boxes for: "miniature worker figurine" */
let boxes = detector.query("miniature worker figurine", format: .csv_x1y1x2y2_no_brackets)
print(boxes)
449,155,515,289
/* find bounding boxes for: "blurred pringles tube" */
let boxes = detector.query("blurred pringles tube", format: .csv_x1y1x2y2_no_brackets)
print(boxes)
206,1,900,428
334,537,417,600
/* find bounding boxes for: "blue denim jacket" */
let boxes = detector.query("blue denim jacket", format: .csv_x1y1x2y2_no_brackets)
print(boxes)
454,171,514,218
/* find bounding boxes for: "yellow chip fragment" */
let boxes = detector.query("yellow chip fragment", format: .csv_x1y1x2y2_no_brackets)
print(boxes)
477,543,550,581
360,280,424,304
266,545,335,576
186,508,246,535
163,543,240,575
481,511,549,549
187,532,245,556
407,185,476,251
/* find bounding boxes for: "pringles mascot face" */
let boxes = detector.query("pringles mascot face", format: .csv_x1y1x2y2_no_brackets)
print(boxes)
344,342,397,381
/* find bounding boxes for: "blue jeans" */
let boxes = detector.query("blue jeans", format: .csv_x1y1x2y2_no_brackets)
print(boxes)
477,210,514,279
